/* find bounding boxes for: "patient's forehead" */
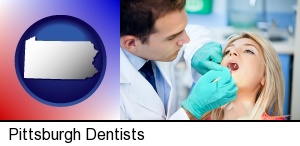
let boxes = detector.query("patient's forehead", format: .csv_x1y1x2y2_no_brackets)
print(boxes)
227,38,261,50
222,38,265,61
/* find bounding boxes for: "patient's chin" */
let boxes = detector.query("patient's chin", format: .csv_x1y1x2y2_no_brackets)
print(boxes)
231,75,240,87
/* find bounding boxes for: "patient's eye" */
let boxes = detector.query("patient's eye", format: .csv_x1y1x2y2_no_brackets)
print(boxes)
224,50,230,55
245,49,254,54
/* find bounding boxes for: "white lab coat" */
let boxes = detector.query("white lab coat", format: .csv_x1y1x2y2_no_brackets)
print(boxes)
120,25,213,120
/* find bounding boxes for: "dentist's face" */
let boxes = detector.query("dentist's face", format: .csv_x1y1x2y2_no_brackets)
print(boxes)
221,38,265,92
137,9,190,62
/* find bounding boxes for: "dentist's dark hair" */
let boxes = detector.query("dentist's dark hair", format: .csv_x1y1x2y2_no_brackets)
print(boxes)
121,0,186,44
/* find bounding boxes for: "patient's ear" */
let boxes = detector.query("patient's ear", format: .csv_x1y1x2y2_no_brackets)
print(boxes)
260,76,265,86
120,35,138,53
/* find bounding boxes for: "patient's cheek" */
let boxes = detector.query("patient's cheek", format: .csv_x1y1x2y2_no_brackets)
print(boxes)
220,59,226,67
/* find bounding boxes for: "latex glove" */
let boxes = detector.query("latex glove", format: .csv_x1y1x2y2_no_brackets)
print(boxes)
182,66,237,119
192,42,223,75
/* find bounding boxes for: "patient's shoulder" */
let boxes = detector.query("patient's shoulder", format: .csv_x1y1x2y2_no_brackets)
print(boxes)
261,112,286,120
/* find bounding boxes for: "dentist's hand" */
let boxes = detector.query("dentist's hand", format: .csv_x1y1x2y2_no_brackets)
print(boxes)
192,42,223,75
182,66,238,119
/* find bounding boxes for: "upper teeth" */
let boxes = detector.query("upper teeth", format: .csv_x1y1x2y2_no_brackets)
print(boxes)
227,63,237,70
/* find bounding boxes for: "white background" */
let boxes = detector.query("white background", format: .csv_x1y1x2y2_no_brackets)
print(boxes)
0,122,299,145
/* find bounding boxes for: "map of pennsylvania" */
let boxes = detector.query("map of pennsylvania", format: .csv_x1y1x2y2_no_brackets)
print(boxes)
24,37,98,79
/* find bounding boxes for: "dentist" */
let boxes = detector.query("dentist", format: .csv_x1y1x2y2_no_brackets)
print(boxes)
120,0,237,120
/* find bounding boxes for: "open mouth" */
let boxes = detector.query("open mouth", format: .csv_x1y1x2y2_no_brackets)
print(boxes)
227,63,239,71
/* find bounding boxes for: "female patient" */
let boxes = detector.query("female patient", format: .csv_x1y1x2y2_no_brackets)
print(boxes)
201,32,285,120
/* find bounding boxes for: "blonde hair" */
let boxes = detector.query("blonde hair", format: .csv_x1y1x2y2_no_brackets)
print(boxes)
201,32,284,120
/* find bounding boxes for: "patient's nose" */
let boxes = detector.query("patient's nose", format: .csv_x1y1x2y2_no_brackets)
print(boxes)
230,49,238,56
